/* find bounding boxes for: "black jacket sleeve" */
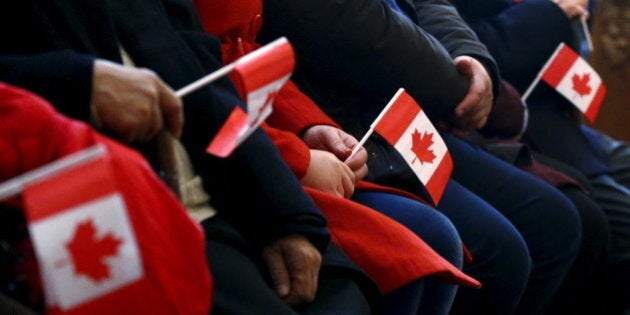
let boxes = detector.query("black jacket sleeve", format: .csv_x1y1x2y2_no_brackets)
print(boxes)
407,0,500,96
0,51,94,121
0,0,330,251
146,0,331,250
259,0,469,121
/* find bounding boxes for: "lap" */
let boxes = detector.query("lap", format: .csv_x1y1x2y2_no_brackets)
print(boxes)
351,191,462,265
202,217,374,315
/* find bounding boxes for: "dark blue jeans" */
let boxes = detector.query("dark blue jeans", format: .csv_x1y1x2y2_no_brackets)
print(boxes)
441,134,581,315
352,191,462,315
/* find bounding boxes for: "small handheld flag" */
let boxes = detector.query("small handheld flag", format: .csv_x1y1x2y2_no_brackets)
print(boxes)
521,43,606,122
351,89,452,203
175,37,295,157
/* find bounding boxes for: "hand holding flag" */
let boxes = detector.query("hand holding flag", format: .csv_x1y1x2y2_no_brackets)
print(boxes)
175,37,295,157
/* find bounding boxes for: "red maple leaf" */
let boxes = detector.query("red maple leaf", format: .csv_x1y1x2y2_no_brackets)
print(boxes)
410,129,436,164
572,72,592,97
66,219,123,283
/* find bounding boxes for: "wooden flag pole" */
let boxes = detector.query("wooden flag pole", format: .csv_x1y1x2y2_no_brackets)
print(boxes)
175,37,289,98
0,145,106,202
344,88,405,163
581,14,594,53
176,63,236,98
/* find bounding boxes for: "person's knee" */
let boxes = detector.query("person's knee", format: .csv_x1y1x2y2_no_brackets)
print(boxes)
408,210,463,267
469,221,532,289
534,188,583,257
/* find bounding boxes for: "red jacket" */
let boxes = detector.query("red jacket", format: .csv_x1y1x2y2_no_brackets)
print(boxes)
193,0,479,293
0,83,212,314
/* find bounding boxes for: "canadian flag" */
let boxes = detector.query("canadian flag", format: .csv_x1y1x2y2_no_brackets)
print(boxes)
540,43,607,122
16,145,211,315
373,89,452,203
23,155,143,313
207,37,294,157
0,84,211,314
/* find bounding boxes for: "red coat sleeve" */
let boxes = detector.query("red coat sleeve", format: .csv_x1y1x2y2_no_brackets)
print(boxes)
266,80,340,135
261,124,311,179
219,39,341,136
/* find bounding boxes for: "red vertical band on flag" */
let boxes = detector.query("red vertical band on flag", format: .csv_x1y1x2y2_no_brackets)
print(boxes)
424,153,452,204
24,157,115,222
541,44,579,87
584,85,607,122
233,38,295,92
374,92,421,144
206,106,249,157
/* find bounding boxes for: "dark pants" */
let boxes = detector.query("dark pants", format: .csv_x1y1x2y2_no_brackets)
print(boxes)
582,126,630,313
202,217,374,315
533,153,611,315
352,191,463,315
442,135,582,315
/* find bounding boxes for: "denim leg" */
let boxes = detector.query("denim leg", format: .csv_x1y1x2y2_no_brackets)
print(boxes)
352,191,462,315
438,180,531,315
444,134,581,315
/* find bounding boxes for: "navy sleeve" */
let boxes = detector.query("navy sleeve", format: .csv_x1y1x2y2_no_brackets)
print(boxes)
259,0,470,122
409,0,501,97
0,51,95,121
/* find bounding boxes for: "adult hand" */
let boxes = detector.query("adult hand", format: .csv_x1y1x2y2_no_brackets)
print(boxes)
449,56,493,136
301,150,356,198
302,125,368,181
262,234,322,306
552,0,589,18
90,59,183,143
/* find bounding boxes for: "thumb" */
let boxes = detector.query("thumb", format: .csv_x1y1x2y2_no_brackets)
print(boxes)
325,131,352,159
454,56,474,77
156,80,184,138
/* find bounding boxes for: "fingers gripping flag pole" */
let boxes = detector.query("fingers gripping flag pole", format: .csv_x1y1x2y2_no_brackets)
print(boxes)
175,37,295,157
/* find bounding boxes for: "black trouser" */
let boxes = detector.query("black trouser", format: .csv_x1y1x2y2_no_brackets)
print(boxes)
202,217,376,315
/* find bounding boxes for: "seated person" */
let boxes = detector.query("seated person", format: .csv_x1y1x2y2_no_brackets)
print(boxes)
193,1,480,313
259,0,582,313
0,1,378,313
445,0,630,312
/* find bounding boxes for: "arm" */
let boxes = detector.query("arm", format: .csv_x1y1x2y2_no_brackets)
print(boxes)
409,0,500,92
157,0,331,249
259,0,469,122
454,0,576,91
0,52,94,121
0,54,183,143
406,0,499,133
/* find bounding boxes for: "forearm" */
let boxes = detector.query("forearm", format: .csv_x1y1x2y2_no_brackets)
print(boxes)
260,0,469,121
411,0,500,97
0,51,95,121
267,81,340,135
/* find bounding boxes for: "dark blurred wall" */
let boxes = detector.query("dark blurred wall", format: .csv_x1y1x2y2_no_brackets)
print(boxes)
589,0,630,141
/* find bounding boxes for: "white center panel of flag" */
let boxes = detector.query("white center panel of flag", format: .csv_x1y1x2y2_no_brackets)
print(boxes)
29,193,143,310
554,58,602,113
394,112,448,185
